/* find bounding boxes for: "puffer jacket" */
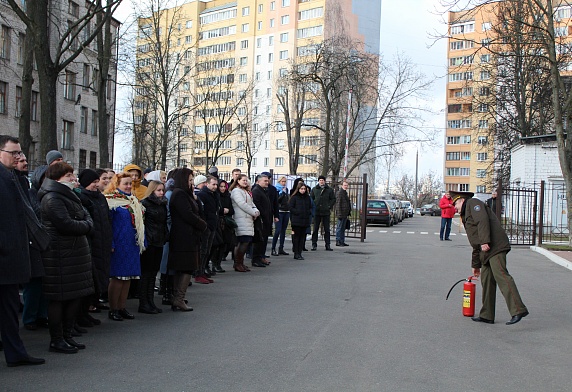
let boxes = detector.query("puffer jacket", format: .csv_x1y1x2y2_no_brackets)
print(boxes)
231,188,259,237
311,184,336,216
289,192,312,227
276,183,290,212
78,186,113,292
38,178,94,301
123,163,147,200
142,194,169,247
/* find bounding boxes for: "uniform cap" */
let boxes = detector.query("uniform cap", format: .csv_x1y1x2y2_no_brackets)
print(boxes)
449,190,474,203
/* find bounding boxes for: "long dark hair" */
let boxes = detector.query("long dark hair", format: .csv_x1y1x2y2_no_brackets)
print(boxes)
218,179,229,194
291,182,308,198
172,168,194,195
229,174,250,192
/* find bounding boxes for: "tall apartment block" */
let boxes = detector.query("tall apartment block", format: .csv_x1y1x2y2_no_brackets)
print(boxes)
0,0,119,169
445,5,496,194
134,0,380,178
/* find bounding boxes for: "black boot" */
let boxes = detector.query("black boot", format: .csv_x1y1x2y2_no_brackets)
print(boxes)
138,277,158,314
158,273,167,296
63,322,85,350
278,247,289,255
148,275,162,313
162,275,174,305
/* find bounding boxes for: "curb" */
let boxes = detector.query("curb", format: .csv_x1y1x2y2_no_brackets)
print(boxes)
530,246,572,271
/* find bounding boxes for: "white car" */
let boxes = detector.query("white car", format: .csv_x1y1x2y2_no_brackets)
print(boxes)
401,201,413,217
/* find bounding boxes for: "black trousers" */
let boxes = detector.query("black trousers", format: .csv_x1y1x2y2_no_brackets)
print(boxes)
291,226,307,254
311,214,331,246
48,298,81,341
0,284,29,363
253,236,269,262
141,245,163,276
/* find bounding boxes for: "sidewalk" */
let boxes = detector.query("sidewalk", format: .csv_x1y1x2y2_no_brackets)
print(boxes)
531,246,572,271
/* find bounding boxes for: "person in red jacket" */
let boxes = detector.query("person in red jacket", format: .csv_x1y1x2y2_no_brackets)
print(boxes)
439,191,455,241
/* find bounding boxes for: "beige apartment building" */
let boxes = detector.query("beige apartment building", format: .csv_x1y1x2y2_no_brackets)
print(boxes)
445,5,497,194
0,0,119,169
134,0,380,179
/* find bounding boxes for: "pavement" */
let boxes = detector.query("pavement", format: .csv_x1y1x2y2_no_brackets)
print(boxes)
1,216,571,392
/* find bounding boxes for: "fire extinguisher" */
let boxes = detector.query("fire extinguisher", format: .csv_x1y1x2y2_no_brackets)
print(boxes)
446,276,477,317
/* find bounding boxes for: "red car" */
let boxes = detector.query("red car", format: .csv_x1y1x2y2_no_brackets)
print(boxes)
365,200,393,227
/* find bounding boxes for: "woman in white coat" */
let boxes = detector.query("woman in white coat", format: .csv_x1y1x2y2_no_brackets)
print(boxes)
230,174,260,272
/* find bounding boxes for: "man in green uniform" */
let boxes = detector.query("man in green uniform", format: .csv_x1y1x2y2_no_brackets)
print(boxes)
451,191,529,325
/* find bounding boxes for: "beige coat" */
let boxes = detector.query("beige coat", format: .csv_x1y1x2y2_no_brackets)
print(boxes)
231,188,259,237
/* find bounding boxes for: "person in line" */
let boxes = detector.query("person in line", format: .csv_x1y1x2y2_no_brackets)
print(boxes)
229,168,241,187
335,180,351,247
230,174,259,272
451,190,529,325
158,169,179,306
439,191,455,241
95,168,113,193
289,182,312,260
168,169,207,311
146,170,167,184
0,135,45,367
22,165,49,331
38,162,94,353
139,181,169,314
123,164,148,200
46,150,63,166
76,169,112,328
140,167,153,187
486,190,500,214
105,173,146,321
208,166,219,180
311,176,336,251
197,175,221,282
271,176,290,256
251,174,274,267
211,180,235,273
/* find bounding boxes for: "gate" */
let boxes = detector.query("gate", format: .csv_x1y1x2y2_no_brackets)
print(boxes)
329,174,368,242
501,186,538,245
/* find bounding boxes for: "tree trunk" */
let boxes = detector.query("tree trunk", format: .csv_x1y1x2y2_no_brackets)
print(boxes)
97,13,112,167
18,31,35,159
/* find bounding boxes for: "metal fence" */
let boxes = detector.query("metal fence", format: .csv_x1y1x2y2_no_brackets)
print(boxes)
500,180,569,245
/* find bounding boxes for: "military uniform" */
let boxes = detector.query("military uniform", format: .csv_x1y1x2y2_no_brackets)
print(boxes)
456,193,528,322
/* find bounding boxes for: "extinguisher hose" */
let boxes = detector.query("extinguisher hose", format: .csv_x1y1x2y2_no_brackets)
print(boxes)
445,279,466,300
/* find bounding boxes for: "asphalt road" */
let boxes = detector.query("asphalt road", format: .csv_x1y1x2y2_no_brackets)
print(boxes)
2,215,571,392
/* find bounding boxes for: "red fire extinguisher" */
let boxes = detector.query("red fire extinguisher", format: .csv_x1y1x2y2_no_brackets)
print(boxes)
446,276,477,317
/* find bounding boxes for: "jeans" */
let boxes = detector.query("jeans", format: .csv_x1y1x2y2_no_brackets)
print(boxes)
311,214,331,246
336,217,348,243
272,212,290,250
440,217,452,240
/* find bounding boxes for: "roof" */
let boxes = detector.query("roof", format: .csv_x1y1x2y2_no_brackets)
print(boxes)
200,2,237,15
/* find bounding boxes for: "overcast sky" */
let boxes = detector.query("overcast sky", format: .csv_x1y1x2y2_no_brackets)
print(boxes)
113,0,449,184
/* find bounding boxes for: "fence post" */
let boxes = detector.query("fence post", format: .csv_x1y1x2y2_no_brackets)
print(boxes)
538,180,544,246
496,177,503,220
360,173,368,242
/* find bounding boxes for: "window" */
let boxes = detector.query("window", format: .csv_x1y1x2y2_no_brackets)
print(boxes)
0,82,7,114
237,158,244,166
180,144,188,152
91,110,98,136
268,53,274,62
107,76,113,99
269,36,274,45
242,7,250,16
270,1,275,11
62,120,74,149
242,24,249,33
478,120,489,128
199,8,237,24
80,106,87,133
459,184,470,192
31,91,38,121
186,20,193,28
480,71,490,80
447,136,460,145
256,55,261,64
482,22,492,31
449,72,473,82
258,4,263,13
281,15,290,24
257,38,262,47
252,158,257,167
82,64,90,91
280,32,289,42
476,169,487,178
267,70,272,79
476,185,487,193
67,20,79,50
64,71,76,100
479,87,490,96
462,152,471,160
13,86,22,117
279,50,288,60
478,136,488,145
450,22,474,35
240,57,247,65
477,153,488,161
450,40,474,50
266,105,271,114
1,25,11,59
297,25,323,38
79,149,86,170
279,68,287,77
462,135,471,144
219,156,231,165
477,103,489,112
258,21,262,30
240,39,248,49
239,74,247,83
267,88,272,97
93,69,99,92
481,38,491,48
275,157,284,166
276,139,285,149
200,26,237,40
447,120,471,129
481,54,491,63
282,0,290,6
270,19,275,28
264,157,269,166
254,89,259,98
255,72,261,81
68,1,79,17
89,151,97,169
446,152,460,160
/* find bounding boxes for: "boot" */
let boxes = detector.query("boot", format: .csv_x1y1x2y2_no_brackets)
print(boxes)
233,250,248,272
171,274,193,311
158,273,167,296
148,275,162,313
63,322,85,350
138,277,158,314
278,247,289,256
162,275,174,305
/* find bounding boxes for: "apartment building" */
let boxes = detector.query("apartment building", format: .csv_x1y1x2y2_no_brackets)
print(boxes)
0,0,119,169
445,5,497,194
134,0,380,178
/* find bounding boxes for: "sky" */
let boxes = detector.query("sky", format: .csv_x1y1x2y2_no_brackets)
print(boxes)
113,0,449,185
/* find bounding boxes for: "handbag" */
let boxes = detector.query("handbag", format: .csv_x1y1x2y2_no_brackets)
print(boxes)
345,219,351,230
224,215,238,229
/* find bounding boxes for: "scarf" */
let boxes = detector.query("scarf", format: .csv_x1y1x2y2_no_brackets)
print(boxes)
105,191,146,253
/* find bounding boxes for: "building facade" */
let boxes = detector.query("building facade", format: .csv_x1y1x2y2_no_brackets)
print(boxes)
0,0,119,169
133,0,381,179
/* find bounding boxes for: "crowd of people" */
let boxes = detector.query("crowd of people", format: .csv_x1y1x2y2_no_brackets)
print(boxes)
0,135,354,367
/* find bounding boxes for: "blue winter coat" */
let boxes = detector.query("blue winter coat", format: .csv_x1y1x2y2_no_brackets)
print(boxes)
109,206,141,278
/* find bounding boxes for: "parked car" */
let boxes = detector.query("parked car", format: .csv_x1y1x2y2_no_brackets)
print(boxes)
420,204,441,216
365,200,393,227
385,200,403,223
401,201,413,218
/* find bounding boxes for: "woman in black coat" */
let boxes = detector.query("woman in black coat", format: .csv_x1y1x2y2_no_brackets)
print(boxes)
210,179,235,273
168,169,207,311
288,182,312,260
139,181,169,314
38,162,94,354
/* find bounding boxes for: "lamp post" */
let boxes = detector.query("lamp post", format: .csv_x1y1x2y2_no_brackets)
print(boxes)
382,152,393,194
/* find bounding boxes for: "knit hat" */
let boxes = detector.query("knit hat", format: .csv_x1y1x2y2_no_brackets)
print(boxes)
78,169,100,188
143,167,153,175
261,171,271,177
208,166,218,175
194,174,207,186
46,150,63,166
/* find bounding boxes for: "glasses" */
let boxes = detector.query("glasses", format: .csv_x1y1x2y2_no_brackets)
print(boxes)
0,149,24,157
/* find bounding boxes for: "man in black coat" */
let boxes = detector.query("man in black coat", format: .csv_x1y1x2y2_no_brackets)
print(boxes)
251,174,276,267
311,175,336,251
0,135,45,367
197,175,220,282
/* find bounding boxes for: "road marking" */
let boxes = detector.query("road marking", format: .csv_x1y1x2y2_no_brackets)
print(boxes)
407,232,415,234
379,230,387,233
434,233,440,235
420,232,428,235
393,231,401,234
366,230,374,233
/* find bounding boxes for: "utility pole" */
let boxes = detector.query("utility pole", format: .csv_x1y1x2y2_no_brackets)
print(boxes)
415,150,418,208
